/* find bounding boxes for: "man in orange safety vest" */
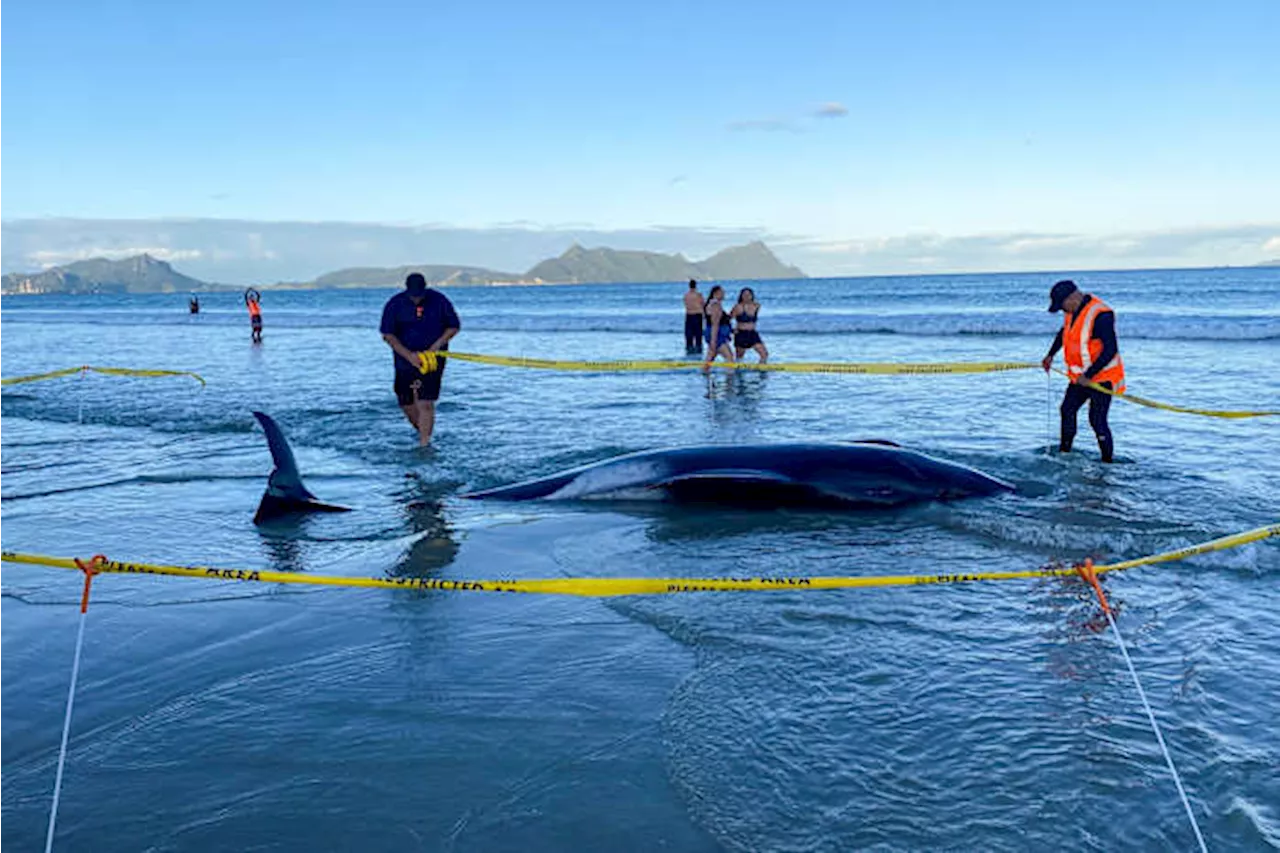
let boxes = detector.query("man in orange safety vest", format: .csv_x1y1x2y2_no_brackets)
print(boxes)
1041,279,1125,463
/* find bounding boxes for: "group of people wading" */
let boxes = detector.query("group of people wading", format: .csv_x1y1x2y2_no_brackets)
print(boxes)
682,276,1125,463
214,271,1126,462
682,279,770,366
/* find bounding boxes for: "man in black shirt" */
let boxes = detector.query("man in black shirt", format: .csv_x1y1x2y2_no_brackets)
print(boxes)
380,273,461,445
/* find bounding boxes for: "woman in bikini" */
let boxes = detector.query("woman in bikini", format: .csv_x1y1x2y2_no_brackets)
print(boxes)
702,285,735,367
730,287,768,363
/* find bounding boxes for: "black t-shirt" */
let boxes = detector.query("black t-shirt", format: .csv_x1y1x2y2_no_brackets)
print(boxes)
380,290,461,373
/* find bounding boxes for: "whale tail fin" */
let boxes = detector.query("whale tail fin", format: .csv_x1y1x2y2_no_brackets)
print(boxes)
252,411,351,524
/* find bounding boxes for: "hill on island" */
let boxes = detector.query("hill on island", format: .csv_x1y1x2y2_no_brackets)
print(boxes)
315,241,804,287
1,254,217,295
313,264,523,288
526,240,804,284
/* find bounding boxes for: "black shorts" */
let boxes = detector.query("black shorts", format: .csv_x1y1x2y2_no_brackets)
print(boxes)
251,316,263,329
734,329,762,349
394,361,446,406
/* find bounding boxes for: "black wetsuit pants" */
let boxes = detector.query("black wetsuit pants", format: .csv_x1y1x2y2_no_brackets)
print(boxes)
1060,381,1114,462
684,314,703,352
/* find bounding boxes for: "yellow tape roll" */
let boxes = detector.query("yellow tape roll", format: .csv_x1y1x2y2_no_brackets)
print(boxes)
4,523,1274,597
1,366,207,387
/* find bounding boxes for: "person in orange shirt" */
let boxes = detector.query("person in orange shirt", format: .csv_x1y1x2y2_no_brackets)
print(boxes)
245,288,263,343
1041,279,1125,462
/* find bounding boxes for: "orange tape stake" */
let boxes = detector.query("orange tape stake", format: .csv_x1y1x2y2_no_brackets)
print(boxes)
1075,558,1111,616
72,555,105,613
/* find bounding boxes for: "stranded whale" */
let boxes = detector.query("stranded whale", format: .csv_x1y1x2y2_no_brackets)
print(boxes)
460,442,1014,508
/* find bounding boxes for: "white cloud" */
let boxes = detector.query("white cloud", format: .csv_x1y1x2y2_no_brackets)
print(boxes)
999,235,1088,255
781,224,1280,275
29,247,204,267
1,219,776,283
6,218,1276,282
245,232,278,260
813,102,849,118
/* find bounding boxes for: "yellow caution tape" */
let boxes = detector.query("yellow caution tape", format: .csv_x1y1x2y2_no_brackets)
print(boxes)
3,524,1274,597
1088,523,1279,572
1,366,207,388
431,352,1276,416
1054,369,1278,419
423,351,1040,376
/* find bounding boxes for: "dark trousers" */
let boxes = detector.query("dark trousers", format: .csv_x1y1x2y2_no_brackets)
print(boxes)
684,314,703,352
1060,381,1114,462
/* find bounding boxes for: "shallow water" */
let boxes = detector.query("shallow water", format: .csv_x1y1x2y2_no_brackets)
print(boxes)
3,268,1279,851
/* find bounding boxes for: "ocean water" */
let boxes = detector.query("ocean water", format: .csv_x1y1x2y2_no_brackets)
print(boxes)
2,267,1278,851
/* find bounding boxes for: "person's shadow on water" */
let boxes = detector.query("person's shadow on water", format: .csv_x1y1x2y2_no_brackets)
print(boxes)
705,370,768,432
252,479,460,579
260,533,305,573
387,480,461,580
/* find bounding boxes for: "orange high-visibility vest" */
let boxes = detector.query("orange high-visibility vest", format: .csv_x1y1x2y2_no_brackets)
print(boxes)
1063,296,1125,392
247,300,262,318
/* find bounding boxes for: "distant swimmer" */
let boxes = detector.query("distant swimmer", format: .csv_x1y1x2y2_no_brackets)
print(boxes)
683,279,704,354
189,293,200,314
380,272,461,446
730,287,768,363
245,288,263,343
702,285,735,368
1041,279,1125,463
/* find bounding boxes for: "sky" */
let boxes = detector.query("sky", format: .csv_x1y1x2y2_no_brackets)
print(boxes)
3,0,1279,278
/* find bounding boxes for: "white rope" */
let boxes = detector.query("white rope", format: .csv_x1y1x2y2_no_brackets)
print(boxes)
1045,370,1054,454
1102,606,1209,852
76,368,86,426
46,606,89,853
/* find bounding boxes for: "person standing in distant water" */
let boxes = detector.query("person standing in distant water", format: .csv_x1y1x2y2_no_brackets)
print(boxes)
730,287,768,363
1041,279,1125,463
702,285,735,368
245,288,263,343
189,293,200,314
683,279,704,354
380,272,461,446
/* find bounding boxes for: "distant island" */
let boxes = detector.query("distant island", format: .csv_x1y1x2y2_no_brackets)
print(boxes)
306,240,803,288
1,241,806,294
1,254,235,295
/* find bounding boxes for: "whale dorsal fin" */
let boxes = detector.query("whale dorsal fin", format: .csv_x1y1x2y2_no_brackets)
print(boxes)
252,411,350,523
253,411,319,501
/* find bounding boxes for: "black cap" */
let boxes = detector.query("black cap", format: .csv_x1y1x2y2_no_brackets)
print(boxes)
405,273,427,295
1048,279,1078,313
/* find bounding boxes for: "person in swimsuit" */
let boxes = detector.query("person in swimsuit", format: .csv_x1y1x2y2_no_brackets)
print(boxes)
702,285,735,367
245,288,263,343
730,287,768,363
683,279,704,354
